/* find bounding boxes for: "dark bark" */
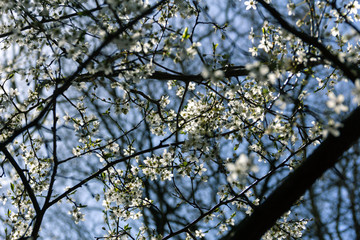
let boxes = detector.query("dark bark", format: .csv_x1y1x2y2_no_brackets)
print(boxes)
222,107,360,240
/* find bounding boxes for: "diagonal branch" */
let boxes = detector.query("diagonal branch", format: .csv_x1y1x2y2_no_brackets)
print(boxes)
223,106,360,240
1,147,41,214
0,0,168,150
257,0,360,83
0,7,102,39
50,66,248,84
0,2,169,239
47,140,184,208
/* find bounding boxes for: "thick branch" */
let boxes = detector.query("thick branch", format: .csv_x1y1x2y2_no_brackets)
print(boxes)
52,66,248,84
0,0,168,149
0,2,168,239
223,107,360,240
0,7,102,39
47,141,184,208
1,147,40,214
257,0,360,82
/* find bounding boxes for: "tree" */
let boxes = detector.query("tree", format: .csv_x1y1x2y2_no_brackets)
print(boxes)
0,0,360,239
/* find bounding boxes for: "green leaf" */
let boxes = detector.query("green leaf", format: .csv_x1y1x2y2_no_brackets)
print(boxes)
101,172,106,180
181,161,188,167
77,10,91,16
124,224,132,231
69,190,77,195
182,27,190,40
7,73,14,79
234,143,239,150
212,43,219,53
36,104,44,111
103,152,113,159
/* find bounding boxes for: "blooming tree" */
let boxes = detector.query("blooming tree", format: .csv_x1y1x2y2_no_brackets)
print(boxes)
1,0,360,239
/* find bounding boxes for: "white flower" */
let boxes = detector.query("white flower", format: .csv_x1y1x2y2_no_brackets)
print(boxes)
249,27,255,43
352,79,360,104
245,0,257,10
160,95,170,107
287,3,296,16
0,195,7,205
167,80,175,90
72,147,81,157
330,26,340,37
188,82,196,91
201,68,224,84
201,68,211,79
226,154,254,183
326,92,348,114
322,119,343,138
219,224,228,233
258,37,273,52
196,163,207,176
68,207,85,224
214,70,224,79
63,113,71,123
296,19,304,27
347,1,360,14
249,47,258,56
195,229,205,238
9,88,19,97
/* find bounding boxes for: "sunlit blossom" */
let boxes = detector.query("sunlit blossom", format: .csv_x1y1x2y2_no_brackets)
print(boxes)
245,0,257,10
326,92,348,114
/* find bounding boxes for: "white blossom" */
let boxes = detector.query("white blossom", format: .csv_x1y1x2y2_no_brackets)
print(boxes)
245,0,257,10
195,229,205,238
326,92,348,114
226,154,256,183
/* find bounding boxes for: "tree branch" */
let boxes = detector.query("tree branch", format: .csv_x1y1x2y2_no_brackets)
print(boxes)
47,141,184,208
1,147,41,214
0,0,168,149
223,106,360,240
0,7,102,39
257,0,360,83
50,66,248,84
